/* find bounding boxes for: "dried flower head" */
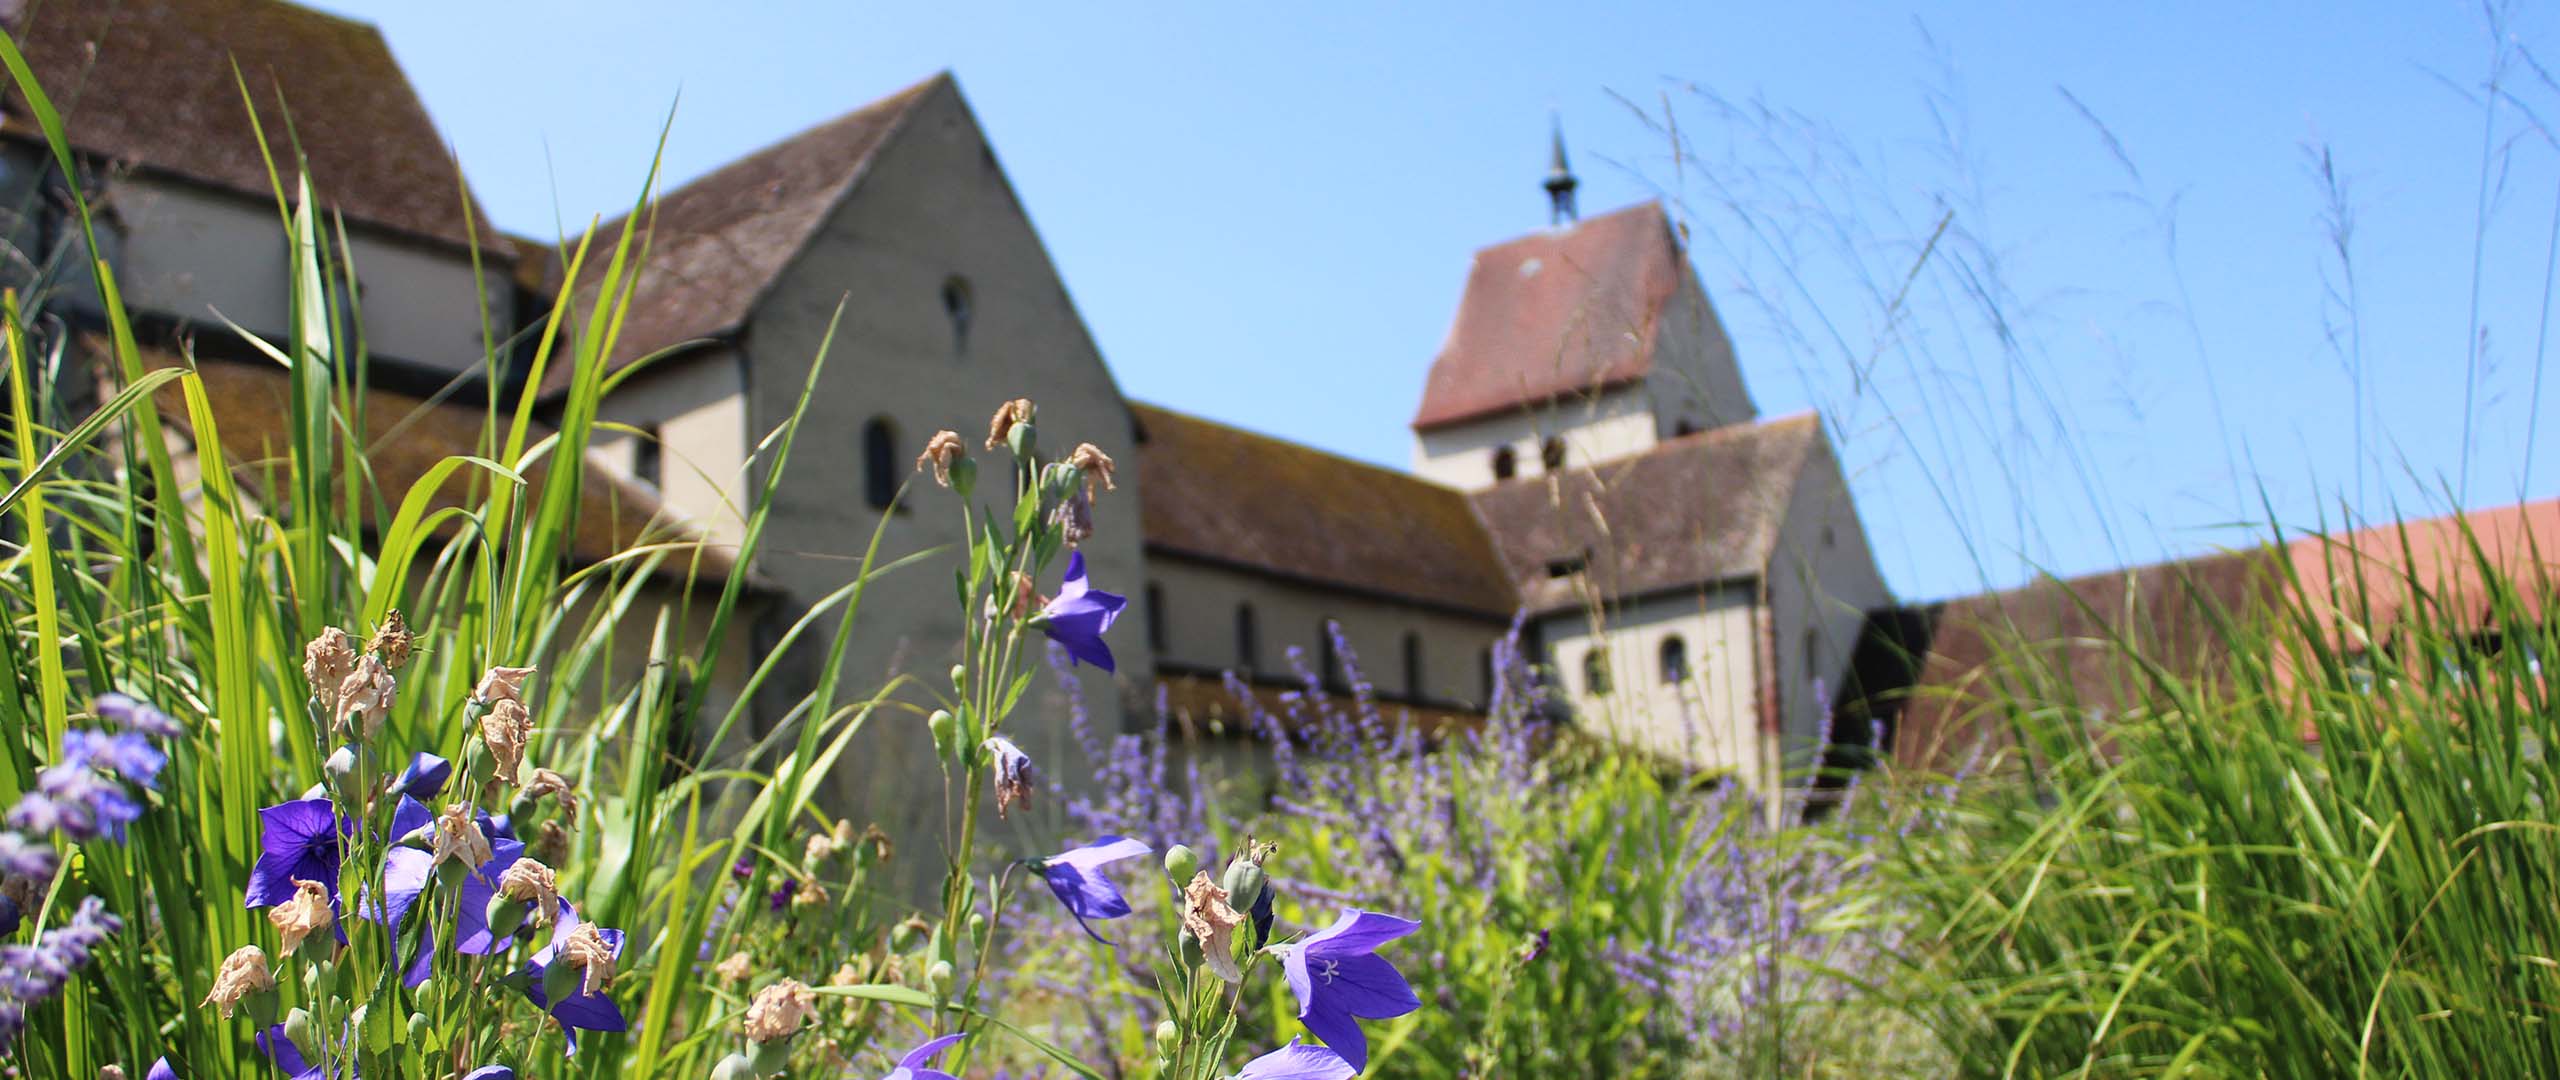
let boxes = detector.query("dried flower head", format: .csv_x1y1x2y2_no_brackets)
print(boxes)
742,978,818,1042
497,857,561,927
984,736,1037,819
1182,871,1247,983
829,959,865,987
858,824,893,864
531,819,571,866
985,398,1034,450
473,665,536,706
480,698,532,787
303,627,357,714
199,945,275,1018
1007,571,1038,621
99,1066,126,1080
1052,488,1094,547
269,879,333,956
712,950,753,985
791,877,830,909
370,610,415,670
562,922,617,996
334,655,396,739
914,430,967,486
803,828,846,868
522,768,579,820
432,803,494,870
1065,442,1116,500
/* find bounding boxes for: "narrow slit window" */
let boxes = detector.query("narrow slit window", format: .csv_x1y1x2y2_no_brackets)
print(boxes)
862,418,898,510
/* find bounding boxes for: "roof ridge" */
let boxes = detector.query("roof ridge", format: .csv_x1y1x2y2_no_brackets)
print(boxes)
598,71,946,237
1132,401,1460,493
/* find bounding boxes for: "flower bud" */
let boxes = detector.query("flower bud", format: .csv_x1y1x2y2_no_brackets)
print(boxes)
1164,844,1201,884
967,912,987,941
746,1038,791,1077
710,1053,758,1080
484,894,529,941
541,952,583,1006
1038,461,1080,503
1220,858,1268,915
948,664,967,689
947,455,977,497
283,1007,315,1054
1007,420,1036,459
322,745,361,801
889,917,929,953
927,709,958,762
926,960,954,993
1154,1019,1179,1047
406,1011,431,1046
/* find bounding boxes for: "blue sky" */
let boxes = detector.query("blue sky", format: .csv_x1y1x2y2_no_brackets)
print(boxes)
310,0,2560,602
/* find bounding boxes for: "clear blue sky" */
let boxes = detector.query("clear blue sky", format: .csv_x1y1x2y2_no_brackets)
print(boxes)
309,0,2560,602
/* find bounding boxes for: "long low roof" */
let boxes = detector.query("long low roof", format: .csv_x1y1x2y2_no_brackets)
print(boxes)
1132,403,1516,617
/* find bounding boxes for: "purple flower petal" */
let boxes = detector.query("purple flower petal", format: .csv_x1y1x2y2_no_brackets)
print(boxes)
1236,1040,1356,1080
1037,836,1148,943
246,800,340,909
897,1033,965,1070
392,753,451,800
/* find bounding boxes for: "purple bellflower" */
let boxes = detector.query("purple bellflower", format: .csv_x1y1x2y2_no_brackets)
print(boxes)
147,1058,177,1080
1280,909,1423,1072
1038,551,1125,672
391,753,452,801
462,1068,514,1080
1235,1040,1357,1080
94,693,184,738
246,799,343,911
257,1021,354,1080
1035,835,1150,943
884,1033,964,1079
374,797,528,986
512,904,626,1053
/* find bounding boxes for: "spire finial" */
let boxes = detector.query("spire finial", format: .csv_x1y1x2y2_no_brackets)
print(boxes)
1544,114,1579,226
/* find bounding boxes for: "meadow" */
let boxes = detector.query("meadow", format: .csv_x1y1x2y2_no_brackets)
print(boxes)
3,26,2558,1080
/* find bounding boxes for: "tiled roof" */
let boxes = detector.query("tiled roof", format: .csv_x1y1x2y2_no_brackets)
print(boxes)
1469,413,1821,614
2286,497,2560,641
141,349,750,587
4,0,507,254
1132,403,1516,617
537,73,941,396
1411,201,1684,431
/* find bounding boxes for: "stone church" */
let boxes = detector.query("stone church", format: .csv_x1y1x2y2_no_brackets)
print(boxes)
1,0,1892,823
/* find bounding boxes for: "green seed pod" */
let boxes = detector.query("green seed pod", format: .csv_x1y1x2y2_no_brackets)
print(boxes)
485,894,529,941
967,912,988,941
927,709,958,762
1007,421,1036,459
283,1008,314,1053
927,960,955,994
710,1053,759,1080
1164,844,1201,884
949,664,968,689
1221,857,1269,913
405,1011,432,1049
245,984,281,1028
948,455,978,497
542,955,583,1006
889,917,930,953
746,1037,792,1077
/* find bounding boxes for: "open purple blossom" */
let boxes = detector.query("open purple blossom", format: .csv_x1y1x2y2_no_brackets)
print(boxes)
1280,909,1422,1072
372,797,528,986
1037,551,1125,672
9,764,144,842
257,1020,353,1080
461,1067,513,1080
1234,1040,1357,1080
94,693,184,738
246,799,344,911
62,729,166,789
883,1033,963,1080
1035,835,1150,943
147,1057,177,1080
511,905,626,1053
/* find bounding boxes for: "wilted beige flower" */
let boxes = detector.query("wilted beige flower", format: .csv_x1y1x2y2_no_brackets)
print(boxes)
334,654,395,738
1065,442,1116,500
432,803,493,870
857,824,893,865
741,978,818,1042
480,697,532,787
531,819,571,866
562,922,616,996
1182,871,1246,984
199,945,274,1018
791,877,830,909
829,959,864,987
522,768,579,820
269,879,334,956
985,398,1034,450
303,627,357,714
474,664,537,706
369,610,414,670
712,950,753,985
914,430,967,486
497,857,561,927
804,828,846,868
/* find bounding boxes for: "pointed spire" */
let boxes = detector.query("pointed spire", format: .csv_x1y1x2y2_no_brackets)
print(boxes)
1543,115,1579,226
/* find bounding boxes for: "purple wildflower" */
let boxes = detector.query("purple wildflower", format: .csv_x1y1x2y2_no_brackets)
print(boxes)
147,1058,177,1080
62,729,166,789
245,799,343,911
375,797,529,986
884,1033,964,1080
1279,909,1422,1072
0,833,55,879
1035,836,1149,943
392,752,452,801
0,896,123,1051
462,1068,513,1080
1038,551,1125,672
9,763,144,842
257,1020,353,1080
512,905,626,1053
1235,1040,1356,1080
94,693,184,738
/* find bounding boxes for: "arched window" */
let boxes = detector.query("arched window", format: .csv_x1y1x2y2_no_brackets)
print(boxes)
1583,648,1612,696
1491,446,1517,481
940,275,973,353
1235,604,1259,675
1659,636,1689,684
1145,583,1166,653
1401,632,1423,700
1672,418,1699,437
1540,436,1566,472
632,423,664,489
862,418,898,510
1319,619,1344,691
